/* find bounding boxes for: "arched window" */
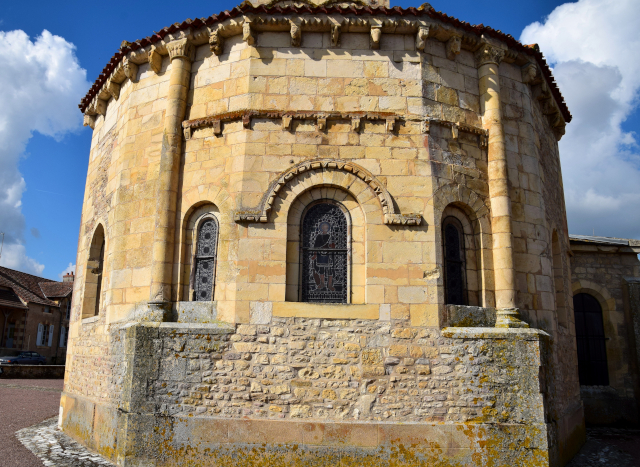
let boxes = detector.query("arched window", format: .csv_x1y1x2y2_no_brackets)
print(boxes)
574,293,609,386
443,216,466,305
301,202,348,303
193,217,219,301
82,224,105,319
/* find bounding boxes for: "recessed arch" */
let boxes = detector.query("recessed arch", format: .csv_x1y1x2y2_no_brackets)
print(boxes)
81,223,106,319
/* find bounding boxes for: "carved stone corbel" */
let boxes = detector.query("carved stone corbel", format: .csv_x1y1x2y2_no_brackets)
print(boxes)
446,35,461,60
290,19,301,47
521,63,538,84
317,116,327,131
474,42,505,67
148,46,162,73
184,127,192,140
533,81,551,101
107,79,120,100
385,117,396,133
451,124,459,140
209,29,224,56
83,113,96,130
167,38,195,62
351,117,361,132
421,120,430,134
331,24,341,48
370,26,382,50
282,115,292,130
212,120,222,136
95,99,107,116
416,26,429,52
243,19,255,46
243,114,251,129
123,58,138,83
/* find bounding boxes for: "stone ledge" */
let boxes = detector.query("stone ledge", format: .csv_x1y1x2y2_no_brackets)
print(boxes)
273,302,379,319
159,322,235,333
441,327,550,340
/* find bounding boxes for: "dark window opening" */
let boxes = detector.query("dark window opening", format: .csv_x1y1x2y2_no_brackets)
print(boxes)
301,202,348,303
443,216,466,305
94,240,105,316
574,293,609,386
193,217,219,302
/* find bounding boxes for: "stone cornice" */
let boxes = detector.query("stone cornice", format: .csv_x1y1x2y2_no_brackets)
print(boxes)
233,158,422,225
78,3,572,125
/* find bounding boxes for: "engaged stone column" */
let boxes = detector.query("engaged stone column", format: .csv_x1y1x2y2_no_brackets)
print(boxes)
476,41,528,328
149,37,194,319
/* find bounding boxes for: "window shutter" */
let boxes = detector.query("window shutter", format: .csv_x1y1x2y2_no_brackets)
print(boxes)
59,326,66,347
48,325,54,347
37,324,43,346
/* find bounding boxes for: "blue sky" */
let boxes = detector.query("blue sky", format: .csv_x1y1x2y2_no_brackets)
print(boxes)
0,0,638,279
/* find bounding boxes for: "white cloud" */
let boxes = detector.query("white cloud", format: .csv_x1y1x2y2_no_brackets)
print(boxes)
521,0,640,239
0,30,89,275
58,262,76,280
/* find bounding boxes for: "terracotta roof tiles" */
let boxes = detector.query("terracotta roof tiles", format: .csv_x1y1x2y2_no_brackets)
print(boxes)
0,266,64,307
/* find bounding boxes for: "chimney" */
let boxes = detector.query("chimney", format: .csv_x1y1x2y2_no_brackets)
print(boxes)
63,271,75,282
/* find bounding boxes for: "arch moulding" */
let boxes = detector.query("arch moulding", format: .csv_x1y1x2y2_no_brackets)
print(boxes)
234,159,422,226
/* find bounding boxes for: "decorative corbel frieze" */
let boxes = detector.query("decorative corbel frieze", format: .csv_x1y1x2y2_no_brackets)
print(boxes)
385,117,396,133
415,26,429,52
290,19,301,47
282,115,292,130
167,38,195,62
83,113,97,130
351,116,361,132
107,79,120,100
446,35,461,61
123,58,138,83
522,63,538,84
209,29,224,56
370,25,382,50
331,24,341,48
317,116,327,131
243,19,255,46
148,46,162,74
474,42,505,67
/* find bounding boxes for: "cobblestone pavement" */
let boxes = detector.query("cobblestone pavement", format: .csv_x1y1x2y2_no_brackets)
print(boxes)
0,378,64,467
17,417,115,467
567,427,640,467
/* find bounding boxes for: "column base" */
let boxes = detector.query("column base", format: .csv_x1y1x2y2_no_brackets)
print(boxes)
140,300,172,322
495,307,529,328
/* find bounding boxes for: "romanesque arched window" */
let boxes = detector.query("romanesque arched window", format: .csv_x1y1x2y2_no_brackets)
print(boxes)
574,293,609,386
301,202,348,303
82,224,105,319
193,217,219,301
443,216,466,305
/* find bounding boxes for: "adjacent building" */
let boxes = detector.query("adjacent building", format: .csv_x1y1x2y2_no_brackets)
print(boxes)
0,266,74,364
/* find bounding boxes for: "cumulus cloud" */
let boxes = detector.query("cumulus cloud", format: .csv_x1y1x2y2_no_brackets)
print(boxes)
521,0,640,239
59,262,76,280
0,30,89,274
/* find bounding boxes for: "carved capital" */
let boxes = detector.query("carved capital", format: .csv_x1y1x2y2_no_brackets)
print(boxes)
416,26,429,52
209,30,224,56
83,113,96,130
370,27,382,50
123,58,138,82
290,19,301,47
148,46,162,73
446,36,461,60
167,38,195,62
331,24,341,48
107,79,120,100
474,43,505,67
243,20,255,46
521,63,538,84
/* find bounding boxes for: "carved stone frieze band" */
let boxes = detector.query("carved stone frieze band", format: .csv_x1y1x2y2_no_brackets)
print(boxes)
234,159,422,225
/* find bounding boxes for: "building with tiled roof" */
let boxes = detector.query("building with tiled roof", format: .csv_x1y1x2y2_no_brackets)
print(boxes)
60,0,638,466
0,266,74,364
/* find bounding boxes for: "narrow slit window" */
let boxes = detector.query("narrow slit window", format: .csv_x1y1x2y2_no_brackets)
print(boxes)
443,216,466,305
301,203,348,303
574,293,609,386
193,217,219,302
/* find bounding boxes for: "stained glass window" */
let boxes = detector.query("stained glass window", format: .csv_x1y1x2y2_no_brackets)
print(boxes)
301,203,348,303
443,217,466,305
194,217,219,302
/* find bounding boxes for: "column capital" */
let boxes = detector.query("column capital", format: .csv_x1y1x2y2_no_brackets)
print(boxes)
167,38,195,62
475,42,505,67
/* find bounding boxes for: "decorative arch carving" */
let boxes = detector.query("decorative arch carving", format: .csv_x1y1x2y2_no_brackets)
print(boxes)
235,159,421,226
431,182,490,231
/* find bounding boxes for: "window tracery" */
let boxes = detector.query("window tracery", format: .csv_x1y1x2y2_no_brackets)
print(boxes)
193,217,219,301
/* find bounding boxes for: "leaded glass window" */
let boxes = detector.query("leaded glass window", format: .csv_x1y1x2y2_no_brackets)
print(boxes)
443,217,466,305
301,203,348,303
193,217,219,302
